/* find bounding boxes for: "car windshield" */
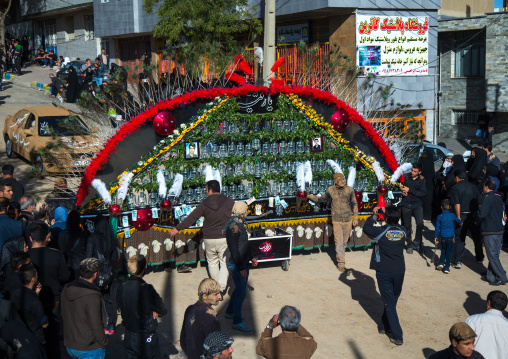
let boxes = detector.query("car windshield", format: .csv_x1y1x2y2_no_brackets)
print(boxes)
38,116,90,136
401,145,422,164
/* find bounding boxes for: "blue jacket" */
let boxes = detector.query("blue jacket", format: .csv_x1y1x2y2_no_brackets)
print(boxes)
435,210,462,238
0,213,23,251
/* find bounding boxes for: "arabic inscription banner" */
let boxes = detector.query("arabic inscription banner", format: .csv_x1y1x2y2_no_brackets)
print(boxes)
356,15,429,76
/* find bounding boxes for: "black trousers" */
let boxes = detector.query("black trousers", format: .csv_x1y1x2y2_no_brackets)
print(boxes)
376,271,405,341
453,214,483,263
124,330,160,359
401,206,423,250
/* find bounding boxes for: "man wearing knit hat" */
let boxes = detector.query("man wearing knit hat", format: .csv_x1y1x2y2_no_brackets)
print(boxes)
307,172,358,272
201,332,234,359
223,201,258,332
429,322,485,359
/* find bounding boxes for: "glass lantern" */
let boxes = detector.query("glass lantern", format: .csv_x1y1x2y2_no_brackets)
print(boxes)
222,185,229,198
247,183,253,195
128,193,136,210
296,141,305,154
218,164,226,176
219,144,227,157
240,119,248,133
228,143,235,155
254,163,261,178
235,165,243,176
194,188,202,203
271,182,279,196
319,180,328,193
190,167,198,178
212,144,220,158
138,192,147,207
290,120,297,132
289,182,296,194
275,121,283,132
229,185,237,199
279,182,287,196
261,162,268,173
226,165,233,176
264,119,272,130
287,141,295,154
149,192,158,207
237,184,245,198
236,142,245,156
283,120,291,132
252,139,261,151
201,144,209,159
222,121,229,134
245,143,253,156
253,122,260,132
270,142,279,155
279,141,287,155
262,143,270,155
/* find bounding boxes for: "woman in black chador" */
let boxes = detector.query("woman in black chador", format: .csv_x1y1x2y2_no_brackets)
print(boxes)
65,66,79,103
418,148,435,221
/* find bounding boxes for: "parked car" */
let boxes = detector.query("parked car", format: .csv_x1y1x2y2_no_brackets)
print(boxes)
56,60,87,85
402,142,453,172
3,106,101,174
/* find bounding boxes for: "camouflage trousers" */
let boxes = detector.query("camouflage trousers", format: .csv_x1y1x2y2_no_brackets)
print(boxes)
333,220,352,264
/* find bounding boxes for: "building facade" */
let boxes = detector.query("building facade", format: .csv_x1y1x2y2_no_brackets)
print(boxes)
438,11,508,148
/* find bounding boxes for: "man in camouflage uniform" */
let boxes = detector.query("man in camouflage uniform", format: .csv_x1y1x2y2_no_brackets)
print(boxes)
308,173,358,272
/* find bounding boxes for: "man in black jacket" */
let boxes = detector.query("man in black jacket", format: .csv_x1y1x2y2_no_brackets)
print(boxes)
180,278,222,359
1,164,24,203
429,322,485,359
364,206,407,346
477,180,507,285
400,163,426,254
117,254,167,359
61,258,107,359
449,170,483,268
224,201,258,332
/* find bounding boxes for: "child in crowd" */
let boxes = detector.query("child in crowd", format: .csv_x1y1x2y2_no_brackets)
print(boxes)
434,199,462,274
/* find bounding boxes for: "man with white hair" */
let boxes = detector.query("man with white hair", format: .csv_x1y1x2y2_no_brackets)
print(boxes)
256,305,317,358
223,201,258,332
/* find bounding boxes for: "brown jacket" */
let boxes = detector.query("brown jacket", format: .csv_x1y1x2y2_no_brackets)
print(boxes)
308,185,358,222
176,193,234,239
256,325,317,359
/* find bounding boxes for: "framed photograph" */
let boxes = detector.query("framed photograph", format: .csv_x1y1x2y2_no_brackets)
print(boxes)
185,141,200,159
310,135,323,153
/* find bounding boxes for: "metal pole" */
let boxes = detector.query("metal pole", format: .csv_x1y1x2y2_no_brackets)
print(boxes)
263,0,276,83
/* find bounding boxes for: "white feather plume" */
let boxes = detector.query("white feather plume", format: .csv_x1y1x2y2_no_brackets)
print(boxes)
126,246,137,258
164,238,174,251
390,162,413,184
254,47,264,65
204,165,215,183
212,167,222,191
463,150,471,159
372,161,385,183
304,161,312,186
157,169,167,198
91,179,112,205
296,162,305,191
117,172,134,202
347,165,356,188
167,174,183,197
326,159,343,174
151,240,161,253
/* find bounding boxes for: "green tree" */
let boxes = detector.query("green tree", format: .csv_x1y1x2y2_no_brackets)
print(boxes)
143,0,262,76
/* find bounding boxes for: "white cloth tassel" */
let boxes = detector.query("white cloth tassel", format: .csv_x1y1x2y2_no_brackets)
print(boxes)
463,150,471,159
117,172,134,202
157,169,167,198
91,179,112,204
167,174,183,197
304,161,312,186
390,162,413,184
372,161,385,183
347,165,356,188
212,168,222,191
296,162,305,192
326,159,342,174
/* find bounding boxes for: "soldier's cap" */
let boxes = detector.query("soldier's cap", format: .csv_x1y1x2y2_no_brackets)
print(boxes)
449,322,476,342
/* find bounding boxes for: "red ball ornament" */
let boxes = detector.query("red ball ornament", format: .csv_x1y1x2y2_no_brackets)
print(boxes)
109,204,121,215
377,184,388,195
296,190,308,198
331,109,350,133
354,191,363,211
160,199,172,210
132,208,155,232
153,111,177,136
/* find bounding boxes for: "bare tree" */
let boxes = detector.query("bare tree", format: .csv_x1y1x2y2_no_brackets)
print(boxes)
0,0,13,48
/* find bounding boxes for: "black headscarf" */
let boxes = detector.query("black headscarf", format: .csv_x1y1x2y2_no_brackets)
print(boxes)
87,215,117,261
66,66,79,103
468,147,488,182
445,155,466,190
419,149,435,180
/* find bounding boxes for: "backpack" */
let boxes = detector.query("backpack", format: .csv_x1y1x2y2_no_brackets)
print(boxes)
96,251,113,292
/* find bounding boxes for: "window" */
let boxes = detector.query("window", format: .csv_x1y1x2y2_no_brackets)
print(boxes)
454,30,485,77
85,15,94,41
453,109,481,125
45,22,57,47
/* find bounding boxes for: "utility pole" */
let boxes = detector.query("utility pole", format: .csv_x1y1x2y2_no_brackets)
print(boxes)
263,0,276,83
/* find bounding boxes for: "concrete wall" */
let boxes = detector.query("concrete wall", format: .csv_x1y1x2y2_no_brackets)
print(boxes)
21,0,92,17
51,12,99,61
438,13,508,139
93,0,159,38
439,0,494,19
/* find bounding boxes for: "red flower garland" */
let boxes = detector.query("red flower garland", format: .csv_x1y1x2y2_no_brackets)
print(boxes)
77,85,399,205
